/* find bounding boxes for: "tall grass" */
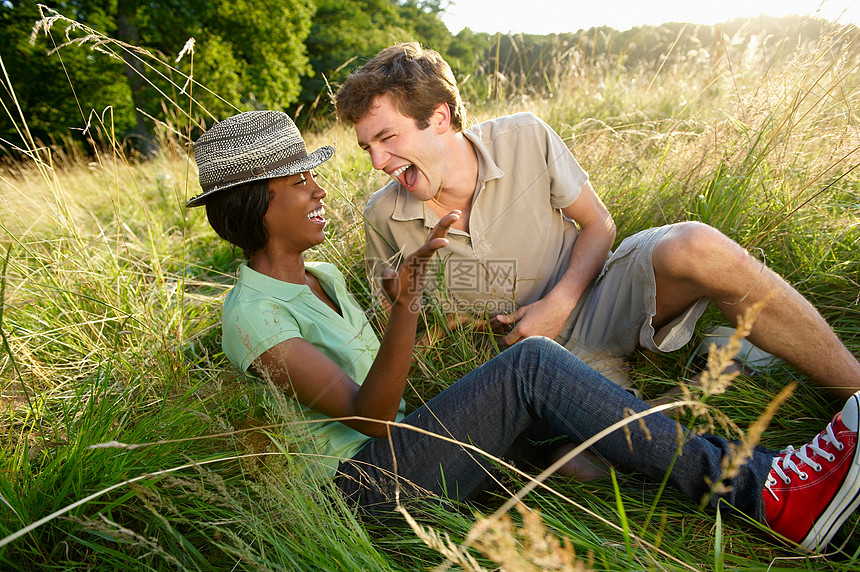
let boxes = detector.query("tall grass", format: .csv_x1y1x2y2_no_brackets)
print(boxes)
2,9,860,571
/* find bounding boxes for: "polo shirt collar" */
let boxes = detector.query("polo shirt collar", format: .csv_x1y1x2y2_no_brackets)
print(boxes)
237,262,326,303
391,183,427,223
390,129,505,226
464,129,505,183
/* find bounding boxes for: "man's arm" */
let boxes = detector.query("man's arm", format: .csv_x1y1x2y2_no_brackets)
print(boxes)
497,180,615,345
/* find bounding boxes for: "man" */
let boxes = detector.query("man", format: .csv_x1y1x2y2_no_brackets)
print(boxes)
333,42,860,399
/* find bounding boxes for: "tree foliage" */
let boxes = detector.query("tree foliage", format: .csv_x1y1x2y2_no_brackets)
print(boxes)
2,0,315,152
476,16,858,101
296,0,451,126
1,1,131,153
1,1,854,154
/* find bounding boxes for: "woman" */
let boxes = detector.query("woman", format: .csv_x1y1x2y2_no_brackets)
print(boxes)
187,110,860,553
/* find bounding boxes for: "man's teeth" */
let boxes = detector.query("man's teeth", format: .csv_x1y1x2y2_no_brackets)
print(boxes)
308,206,325,220
391,164,411,177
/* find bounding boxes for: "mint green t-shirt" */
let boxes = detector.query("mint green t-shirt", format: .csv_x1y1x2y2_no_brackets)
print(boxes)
221,262,404,477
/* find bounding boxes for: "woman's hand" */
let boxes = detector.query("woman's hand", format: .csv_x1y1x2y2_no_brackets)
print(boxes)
381,210,460,312
255,212,460,439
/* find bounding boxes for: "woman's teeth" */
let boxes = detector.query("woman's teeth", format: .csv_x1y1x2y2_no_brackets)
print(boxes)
308,206,326,221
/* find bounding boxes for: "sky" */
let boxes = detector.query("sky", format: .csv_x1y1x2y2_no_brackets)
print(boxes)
439,0,860,35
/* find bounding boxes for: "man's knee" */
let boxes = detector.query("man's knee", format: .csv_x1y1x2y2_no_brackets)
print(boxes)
654,221,745,280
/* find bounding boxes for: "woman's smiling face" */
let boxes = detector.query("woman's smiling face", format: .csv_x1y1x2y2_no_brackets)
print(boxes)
263,171,328,252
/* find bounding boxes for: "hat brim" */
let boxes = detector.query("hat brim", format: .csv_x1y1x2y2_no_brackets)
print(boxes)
186,145,334,208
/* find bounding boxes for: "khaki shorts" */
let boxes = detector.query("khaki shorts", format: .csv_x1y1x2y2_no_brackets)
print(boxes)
555,224,709,381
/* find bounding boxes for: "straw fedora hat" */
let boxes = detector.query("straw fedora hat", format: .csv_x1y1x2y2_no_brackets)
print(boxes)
187,110,333,207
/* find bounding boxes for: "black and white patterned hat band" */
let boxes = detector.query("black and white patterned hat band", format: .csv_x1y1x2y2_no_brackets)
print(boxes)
187,110,334,207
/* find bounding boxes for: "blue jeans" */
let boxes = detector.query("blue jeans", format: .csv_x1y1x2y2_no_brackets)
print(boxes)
335,337,774,521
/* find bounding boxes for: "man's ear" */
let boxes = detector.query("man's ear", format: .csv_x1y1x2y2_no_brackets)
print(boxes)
431,101,451,133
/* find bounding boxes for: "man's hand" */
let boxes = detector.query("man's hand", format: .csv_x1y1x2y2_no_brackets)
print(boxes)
490,181,613,346
494,294,575,346
380,210,460,311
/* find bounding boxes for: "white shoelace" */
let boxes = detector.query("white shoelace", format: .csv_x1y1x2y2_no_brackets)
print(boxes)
764,421,844,501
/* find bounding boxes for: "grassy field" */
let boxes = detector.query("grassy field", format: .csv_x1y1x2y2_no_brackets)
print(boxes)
2,16,860,571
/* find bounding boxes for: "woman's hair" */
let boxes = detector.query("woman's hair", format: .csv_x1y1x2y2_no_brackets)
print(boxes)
334,42,467,132
204,179,271,259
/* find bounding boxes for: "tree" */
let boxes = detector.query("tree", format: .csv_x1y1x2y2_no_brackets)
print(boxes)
296,0,452,126
2,0,315,153
1,1,133,154
104,0,315,147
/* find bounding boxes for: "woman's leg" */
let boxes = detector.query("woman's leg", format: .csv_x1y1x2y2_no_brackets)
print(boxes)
336,337,773,519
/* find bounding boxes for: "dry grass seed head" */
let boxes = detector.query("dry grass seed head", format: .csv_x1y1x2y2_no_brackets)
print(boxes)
621,407,653,451
695,297,770,400
474,503,593,572
395,502,485,571
708,381,796,497
71,513,186,568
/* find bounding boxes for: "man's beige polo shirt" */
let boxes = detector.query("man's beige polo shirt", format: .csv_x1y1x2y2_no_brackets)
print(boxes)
363,112,589,318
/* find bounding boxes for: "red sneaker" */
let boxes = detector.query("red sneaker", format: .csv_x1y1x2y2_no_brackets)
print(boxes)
763,391,860,551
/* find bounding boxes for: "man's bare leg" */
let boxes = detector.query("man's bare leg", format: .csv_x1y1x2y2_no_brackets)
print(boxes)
651,222,860,399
